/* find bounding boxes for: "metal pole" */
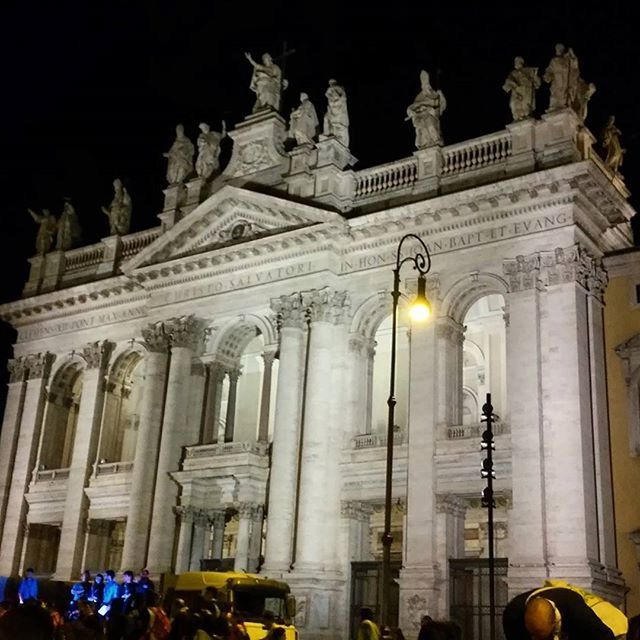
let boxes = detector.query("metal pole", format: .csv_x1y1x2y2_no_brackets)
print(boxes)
481,393,496,640
381,233,432,628
381,267,400,626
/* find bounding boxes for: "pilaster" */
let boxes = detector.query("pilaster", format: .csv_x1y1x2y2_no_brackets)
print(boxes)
174,505,195,574
0,352,55,575
312,137,357,212
258,351,276,443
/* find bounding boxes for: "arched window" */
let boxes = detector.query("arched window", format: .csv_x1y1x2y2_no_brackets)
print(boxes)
463,294,507,422
370,315,410,436
99,351,144,464
39,362,84,470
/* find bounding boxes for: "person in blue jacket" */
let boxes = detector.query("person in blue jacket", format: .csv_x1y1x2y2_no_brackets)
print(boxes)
18,568,38,603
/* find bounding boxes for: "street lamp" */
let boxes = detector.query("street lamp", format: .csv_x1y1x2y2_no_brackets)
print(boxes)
381,233,432,627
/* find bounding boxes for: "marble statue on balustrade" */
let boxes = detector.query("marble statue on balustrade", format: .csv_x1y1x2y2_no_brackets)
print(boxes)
245,51,286,112
406,70,446,149
28,208,57,255
164,124,195,185
195,121,227,179
601,115,626,173
56,200,82,250
502,57,540,121
543,43,580,112
102,178,132,236
322,79,349,147
288,93,319,145
572,77,596,123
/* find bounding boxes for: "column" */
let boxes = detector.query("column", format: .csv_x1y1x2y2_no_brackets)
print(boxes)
210,510,226,560
399,316,441,627
56,341,113,580
0,352,54,576
147,316,203,573
234,503,256,572
263,293,306,573
201,363,225,443
345,334,372,437
247,505,264,572
0,358,27,541
174,506,194,574
224,369,240,443
295,289,349,572
257,352,275,442
120,325,170,570
501,255,548,596
190,510,207,571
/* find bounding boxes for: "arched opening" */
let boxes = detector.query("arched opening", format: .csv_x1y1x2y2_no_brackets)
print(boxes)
370,314,410,436
462,294,507,424
99,351,145,464
39,362,84,470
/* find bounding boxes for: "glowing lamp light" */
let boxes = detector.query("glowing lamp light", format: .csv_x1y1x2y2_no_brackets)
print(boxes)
409,275,431,322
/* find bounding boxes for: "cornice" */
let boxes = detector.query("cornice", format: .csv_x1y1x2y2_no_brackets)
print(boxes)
0,276,147,326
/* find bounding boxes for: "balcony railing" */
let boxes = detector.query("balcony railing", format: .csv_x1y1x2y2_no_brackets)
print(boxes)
95,461,134,477
354,158,418,199
185,441,270,459
442,131,511,176
35,468,70,482
446,422,510,440
352,430,405,450
120,227,162,259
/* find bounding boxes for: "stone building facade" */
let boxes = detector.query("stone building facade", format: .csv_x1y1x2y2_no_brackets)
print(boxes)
0,106,634,637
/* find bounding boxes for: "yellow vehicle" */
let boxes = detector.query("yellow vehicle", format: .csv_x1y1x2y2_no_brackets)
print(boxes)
162,571,298,640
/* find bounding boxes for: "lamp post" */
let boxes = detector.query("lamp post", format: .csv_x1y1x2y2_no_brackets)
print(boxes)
381,233,432,627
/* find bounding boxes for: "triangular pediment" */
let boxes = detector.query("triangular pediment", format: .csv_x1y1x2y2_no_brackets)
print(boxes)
123,185,344,270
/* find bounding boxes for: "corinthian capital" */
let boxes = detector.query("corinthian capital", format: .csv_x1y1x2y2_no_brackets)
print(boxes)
164,315,204,349
142,321,171,353
302,287,351,324
25,352,56,380
82,341,114,370
271,292,306,329
7,357,27,384
503,254,541,292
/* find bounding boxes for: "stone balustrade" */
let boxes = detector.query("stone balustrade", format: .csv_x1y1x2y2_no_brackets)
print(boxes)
95,461,134,476
120,227,162,259
64,243,105,273
446,422,510,440
352,430,406,450
185,441,270,459
34,468,70,482
442,131,512,176
354,158,418,198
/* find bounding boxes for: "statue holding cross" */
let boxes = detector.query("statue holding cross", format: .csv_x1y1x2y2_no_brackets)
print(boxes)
245,51,289,113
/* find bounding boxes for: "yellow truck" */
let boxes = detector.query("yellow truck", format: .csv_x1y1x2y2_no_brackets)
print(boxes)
162,571,298,640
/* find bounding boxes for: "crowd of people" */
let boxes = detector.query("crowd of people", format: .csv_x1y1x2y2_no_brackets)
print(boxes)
0,567,262,640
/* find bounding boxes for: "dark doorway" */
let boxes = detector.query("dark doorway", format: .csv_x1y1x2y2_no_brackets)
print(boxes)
350,561,400,636
449,558,508,640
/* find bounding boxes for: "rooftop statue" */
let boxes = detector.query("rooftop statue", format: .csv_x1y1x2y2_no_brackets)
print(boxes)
245,51,286,112
502,57,541,121
543,43,580,112
406,70,446,149
56,200,82,251
164,124,195,185
102,178,132,236
195,121,227,179
28,208,57,256
601,115,626,174
572,77,597,123
289,93,319,145
323,79,350,147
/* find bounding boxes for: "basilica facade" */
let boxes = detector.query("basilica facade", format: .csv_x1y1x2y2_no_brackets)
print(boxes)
0,91,634,637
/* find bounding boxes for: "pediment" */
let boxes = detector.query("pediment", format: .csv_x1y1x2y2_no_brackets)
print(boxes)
123,185,343,270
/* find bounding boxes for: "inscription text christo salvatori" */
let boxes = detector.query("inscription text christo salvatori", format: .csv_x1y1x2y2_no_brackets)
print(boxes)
340,212,569,273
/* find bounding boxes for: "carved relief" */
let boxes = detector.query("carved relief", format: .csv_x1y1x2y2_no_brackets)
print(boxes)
82,340,114,370
406,593,428,631
142,322,171,353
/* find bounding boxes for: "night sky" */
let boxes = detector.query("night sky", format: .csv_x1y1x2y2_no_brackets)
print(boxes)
0,0,638,411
